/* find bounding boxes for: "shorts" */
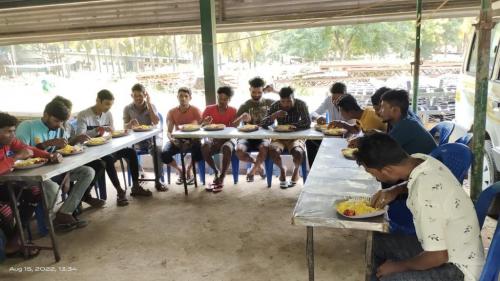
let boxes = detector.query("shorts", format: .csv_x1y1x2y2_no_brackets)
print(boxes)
161,139,202,164
270,139,306,153
203,138,236,155
236,139,270,151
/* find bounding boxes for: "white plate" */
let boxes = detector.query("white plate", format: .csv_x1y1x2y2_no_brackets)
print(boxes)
57,147,86,156
85,139,110,146
14,160,48,170
335,199,387,219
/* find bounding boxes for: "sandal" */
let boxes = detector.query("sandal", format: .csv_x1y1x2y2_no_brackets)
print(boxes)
175,176,184,185
155,183,168,192
117,197,129,206
186,177,195,185
130,186,153,197
212,183,224,193
279,181,290,189
289,181,297,187
6,244,41,259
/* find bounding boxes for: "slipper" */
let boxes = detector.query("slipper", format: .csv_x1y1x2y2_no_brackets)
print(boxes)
116,194,129,207
246,174,254,182
155,183,168,192
280,181,290,189
186,177,195,185
130,186,153,197
54,222,78,233
289,181,297,187
212,183,224,193
175,177,184,185
6,244,41,259
205,183,215,192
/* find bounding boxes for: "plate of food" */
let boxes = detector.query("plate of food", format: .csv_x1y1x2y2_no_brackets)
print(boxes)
323,128,347,136
273,124,295,132
238,124,259,132
180,124,201,132
335,198,386,219
14,157,48,170
341,148,358,160
86,137,109,146
132,125,153,132
112,130,129,138
203,124,226,131
56,145,85,156
314,124,328,132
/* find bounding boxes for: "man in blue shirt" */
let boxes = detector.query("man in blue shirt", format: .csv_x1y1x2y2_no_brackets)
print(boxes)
16,101,94,232
371,87,422,127
377,89,437,235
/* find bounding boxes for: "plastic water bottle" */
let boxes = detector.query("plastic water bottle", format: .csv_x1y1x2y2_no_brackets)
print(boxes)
325,111,331,123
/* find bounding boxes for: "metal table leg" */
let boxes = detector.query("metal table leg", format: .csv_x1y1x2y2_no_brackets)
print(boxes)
40,181,61,262
6,183,28,258
307,226,314,281
180,151,188,195
192,158,198,188
365,231,374,281
151,136,160,186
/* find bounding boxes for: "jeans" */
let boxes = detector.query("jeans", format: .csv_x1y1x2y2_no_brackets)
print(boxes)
44,166,95,215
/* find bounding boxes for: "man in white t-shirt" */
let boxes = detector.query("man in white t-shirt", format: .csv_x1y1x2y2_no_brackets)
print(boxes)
354,133,484,281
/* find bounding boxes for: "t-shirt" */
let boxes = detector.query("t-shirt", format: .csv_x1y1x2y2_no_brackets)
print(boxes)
310,95,347,122
202,105,237,127
358,108,387,132
167,105,202,130
123,103,159,126
389,117,436,155
236,98,274,125
76,107,114,137
16,119,64,153
0,139,50,175
407,154,484,281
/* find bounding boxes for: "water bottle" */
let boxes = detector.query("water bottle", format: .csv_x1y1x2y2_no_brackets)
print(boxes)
325,111,331,123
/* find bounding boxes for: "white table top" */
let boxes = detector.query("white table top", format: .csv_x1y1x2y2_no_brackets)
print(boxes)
172,127,334,140
292,138,389,233
0,129,161,183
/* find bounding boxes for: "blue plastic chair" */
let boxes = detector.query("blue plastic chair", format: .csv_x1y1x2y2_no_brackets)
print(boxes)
430,143,472,184
429,121,455,145
198,153,240,185
475,182,500,281
264,150,309,188
455,133,473,146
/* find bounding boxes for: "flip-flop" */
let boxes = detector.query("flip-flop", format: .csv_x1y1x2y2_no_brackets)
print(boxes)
6,244,41,259
117,195,129,206
205,183,215,192
246,174,254,182
280,181,290,189
212,183,224,193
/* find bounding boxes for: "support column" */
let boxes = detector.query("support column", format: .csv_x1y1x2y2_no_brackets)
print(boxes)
199,0,218,106
471,0,493,201
412,0,422,113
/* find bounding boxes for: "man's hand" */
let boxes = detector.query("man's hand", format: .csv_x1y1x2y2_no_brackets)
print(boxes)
97,126,112,136
376,260,406,279
75,134,91,144
129,119,140,128
328,120,345,129
371,188,399,209
240,113,251,123
144,91,152,104
44,138,68,149
202,116,213,125
273,110,288,119
49,153,63,164
316,116,327,125
14,149,34,160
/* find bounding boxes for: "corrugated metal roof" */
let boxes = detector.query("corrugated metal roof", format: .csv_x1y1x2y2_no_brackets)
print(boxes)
0,0,480,45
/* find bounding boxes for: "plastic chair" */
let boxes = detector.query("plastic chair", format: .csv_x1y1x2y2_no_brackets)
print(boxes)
264,150,309,188
429,143,472,184
475,182,500,281
455,133,473,146
198,153,240,185
429,121,455,146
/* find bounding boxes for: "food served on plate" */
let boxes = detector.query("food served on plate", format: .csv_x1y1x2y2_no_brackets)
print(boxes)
314,124,328,132
336,198,382,217
238,124,259,132
57,145,84,155
112,130,129,137
274,124,295,132
14,157,48,169
323,128,347,136
180,124,201,132
132,125,153,131
341,148,358,159
203,124,226,131
86,137,108,146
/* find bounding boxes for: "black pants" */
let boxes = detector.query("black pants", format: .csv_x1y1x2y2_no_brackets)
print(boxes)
102,148,139,189
305,139,322,167
83,159,106,198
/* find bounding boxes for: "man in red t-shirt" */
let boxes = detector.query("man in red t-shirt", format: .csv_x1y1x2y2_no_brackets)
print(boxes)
162,87,203,185
201,86,237,192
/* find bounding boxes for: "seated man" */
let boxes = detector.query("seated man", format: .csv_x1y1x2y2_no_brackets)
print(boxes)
161,87,203,185
201,86,237,193
1,112,90,232
306,82,347,166
233,77,273,182
50,95,106,207
261,87,311,189
331,94,387,134
123,83,166,191
371,87,422,126
77,89,152,207
354,133,484,281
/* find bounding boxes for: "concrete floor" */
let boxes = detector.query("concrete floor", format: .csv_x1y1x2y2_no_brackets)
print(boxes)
0,175,368,281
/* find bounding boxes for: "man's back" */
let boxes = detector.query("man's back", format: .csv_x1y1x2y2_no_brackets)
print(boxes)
389,117,436,155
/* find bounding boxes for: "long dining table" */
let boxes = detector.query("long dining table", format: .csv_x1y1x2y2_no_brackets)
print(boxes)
0,129,162,262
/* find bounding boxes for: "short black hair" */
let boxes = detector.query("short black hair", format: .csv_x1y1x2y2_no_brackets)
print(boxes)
381,89,409,116
97,89,114,102
217,86,234,98
337,94,361,112
51,96,72,110
131,83,145,93
279,86,294,99
178,87,192,96
371,87,391,106
330,82,347,95
44,101,69,121
0,112,18,129
249,77,265,88
355,132,409,169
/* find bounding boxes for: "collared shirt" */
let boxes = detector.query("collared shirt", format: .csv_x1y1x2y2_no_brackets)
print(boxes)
16,119,64,153
389,116,436,155
261,99,311,129
76,107,114,137
0,139,50,175
310,95,346,122
408,154,484,281
123,102,158,126
236,98,274,125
